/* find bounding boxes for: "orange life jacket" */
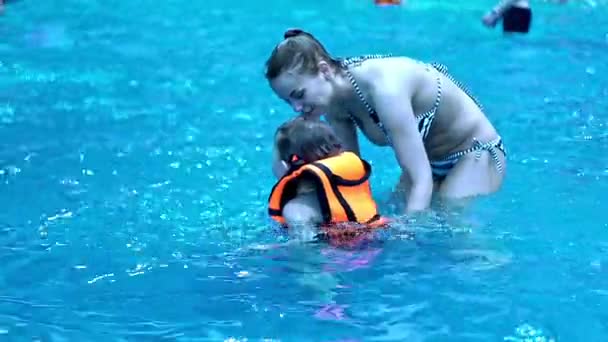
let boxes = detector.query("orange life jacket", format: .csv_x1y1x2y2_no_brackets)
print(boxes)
268,152,389,233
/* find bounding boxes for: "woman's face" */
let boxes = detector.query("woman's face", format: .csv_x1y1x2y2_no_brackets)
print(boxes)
269,63,335,119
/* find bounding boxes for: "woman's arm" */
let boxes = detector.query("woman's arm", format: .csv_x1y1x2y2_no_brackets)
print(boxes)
370,75,433,214
325,115,361,156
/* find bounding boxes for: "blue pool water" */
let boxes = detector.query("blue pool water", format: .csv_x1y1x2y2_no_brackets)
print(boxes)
1,0,607,340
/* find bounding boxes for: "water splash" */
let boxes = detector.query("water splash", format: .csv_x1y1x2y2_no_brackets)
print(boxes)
504,324,556,342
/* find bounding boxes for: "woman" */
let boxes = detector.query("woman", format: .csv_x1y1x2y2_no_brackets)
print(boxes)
265,29,507,214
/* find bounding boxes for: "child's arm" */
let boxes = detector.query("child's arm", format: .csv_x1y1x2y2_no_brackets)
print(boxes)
272,144,289,179
283,193,323,242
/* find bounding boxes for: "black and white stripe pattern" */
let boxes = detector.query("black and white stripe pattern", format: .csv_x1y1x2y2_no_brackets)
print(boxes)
340,54,445,143
340,54,394,144
430,62,484,111
416,68,442,141
433,137,506,175
339,55,504,175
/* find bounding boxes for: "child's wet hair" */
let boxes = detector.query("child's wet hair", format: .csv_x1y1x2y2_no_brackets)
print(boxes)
274,117,343,164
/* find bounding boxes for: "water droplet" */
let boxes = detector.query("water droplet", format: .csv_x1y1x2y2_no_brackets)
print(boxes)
38,226,48,239
236,270,250,278
234,112,252,121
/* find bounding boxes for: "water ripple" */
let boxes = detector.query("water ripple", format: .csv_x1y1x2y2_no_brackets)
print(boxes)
1,0,607,340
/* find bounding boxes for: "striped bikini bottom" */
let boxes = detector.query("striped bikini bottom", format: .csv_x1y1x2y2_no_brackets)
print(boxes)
430,136,506,181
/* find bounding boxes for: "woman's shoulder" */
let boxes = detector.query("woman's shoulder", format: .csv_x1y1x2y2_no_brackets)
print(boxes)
362,56,429,92
340,53,426,66
343,54,434,97
354,55,428,76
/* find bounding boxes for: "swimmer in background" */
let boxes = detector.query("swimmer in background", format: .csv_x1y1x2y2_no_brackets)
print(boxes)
269,116,389,244
482,0,570,34
482,0,534,34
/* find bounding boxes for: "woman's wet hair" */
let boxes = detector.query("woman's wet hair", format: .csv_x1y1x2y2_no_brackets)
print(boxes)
274,116,343,164
265,29,341,80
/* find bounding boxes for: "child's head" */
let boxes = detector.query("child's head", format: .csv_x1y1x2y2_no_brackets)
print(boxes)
274,117,343,165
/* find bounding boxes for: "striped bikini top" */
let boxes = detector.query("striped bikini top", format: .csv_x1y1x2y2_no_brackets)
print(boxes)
339,54,483,146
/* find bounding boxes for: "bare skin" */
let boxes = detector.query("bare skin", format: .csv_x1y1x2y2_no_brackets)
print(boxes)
482,0,531,27
270,56,506,214
270,151,323,239
282,191,322,239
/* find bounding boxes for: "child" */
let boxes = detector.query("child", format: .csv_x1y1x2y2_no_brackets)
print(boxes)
268,117,389,244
